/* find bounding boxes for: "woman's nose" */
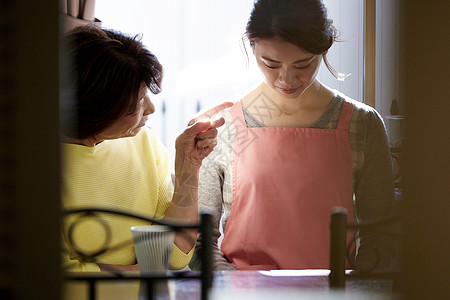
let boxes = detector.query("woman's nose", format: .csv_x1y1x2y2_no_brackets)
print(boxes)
278,67,295,85
143,94,155,116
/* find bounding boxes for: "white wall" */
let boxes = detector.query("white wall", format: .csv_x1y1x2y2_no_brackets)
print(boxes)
376,0,400,116
320,0,364,102
375,0,402,146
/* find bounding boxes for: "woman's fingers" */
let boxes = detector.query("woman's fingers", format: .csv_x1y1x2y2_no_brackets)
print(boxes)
183,117,225,138
209,116,225,128
195,137,218,150
176,101,233,162
187,101,234,126
196,126,219,140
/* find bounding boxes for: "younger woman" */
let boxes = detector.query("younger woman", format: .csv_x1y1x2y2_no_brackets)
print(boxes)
191,0,396,271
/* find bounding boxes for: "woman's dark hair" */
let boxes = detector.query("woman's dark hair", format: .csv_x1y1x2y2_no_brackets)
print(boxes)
61,25,163,139
244,0,345,80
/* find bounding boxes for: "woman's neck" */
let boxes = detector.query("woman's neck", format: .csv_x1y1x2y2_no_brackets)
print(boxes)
61,135,103,147
242,80,335,127
261,80,327,112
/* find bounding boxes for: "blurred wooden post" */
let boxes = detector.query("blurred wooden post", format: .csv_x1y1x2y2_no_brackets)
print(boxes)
329,207,348,289
201,212,213,300
364,0,376,108
400,1,450,299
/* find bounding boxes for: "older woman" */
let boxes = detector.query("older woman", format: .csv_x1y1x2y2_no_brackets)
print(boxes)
61,25,232,272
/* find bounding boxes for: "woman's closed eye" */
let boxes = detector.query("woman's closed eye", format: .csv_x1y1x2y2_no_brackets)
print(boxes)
264,63,311,70
295,63,311,70
264,63,279,69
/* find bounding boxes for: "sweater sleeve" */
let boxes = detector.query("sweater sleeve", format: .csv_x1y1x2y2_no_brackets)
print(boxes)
353,107,398,271
189,111,236,271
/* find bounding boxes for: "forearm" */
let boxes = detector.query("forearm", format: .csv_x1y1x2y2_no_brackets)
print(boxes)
191,149,236,270
165,101,232,254
164,154,200,254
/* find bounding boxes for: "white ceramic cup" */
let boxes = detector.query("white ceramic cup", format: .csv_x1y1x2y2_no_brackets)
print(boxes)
130,225,175,273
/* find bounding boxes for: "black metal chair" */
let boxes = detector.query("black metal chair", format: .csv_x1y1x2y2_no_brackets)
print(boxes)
329,207,402,290
63,209,213,300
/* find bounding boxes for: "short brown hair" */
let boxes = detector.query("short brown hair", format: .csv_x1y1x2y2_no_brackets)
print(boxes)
61,25,163,139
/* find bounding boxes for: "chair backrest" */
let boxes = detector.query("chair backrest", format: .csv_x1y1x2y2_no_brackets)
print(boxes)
329,206,402,290
329,207,348,288
63,209,213,300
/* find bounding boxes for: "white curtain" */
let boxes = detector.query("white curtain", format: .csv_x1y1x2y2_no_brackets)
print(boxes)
62,0,101,33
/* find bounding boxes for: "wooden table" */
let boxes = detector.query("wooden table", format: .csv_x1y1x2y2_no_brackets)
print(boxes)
64,270,399,300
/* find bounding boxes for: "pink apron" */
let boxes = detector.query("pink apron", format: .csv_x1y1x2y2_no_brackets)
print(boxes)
221,100,355,270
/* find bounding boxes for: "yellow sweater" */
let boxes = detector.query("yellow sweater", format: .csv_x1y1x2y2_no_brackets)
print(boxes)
62,127,193,272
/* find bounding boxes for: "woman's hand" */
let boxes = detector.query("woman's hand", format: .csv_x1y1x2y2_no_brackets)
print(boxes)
168,101,234,253
175,101,234,167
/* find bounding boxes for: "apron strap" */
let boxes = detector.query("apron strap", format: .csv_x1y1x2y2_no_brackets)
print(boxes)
230,101,245,124
336,100,354,130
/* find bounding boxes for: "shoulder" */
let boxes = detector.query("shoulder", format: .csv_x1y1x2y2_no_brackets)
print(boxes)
136,126,163,143
200,100,238,166
334,91,386,128
130,127,169,157
333,92,388,151
336,92,376,116
217,99,240,121
215,100,239,133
